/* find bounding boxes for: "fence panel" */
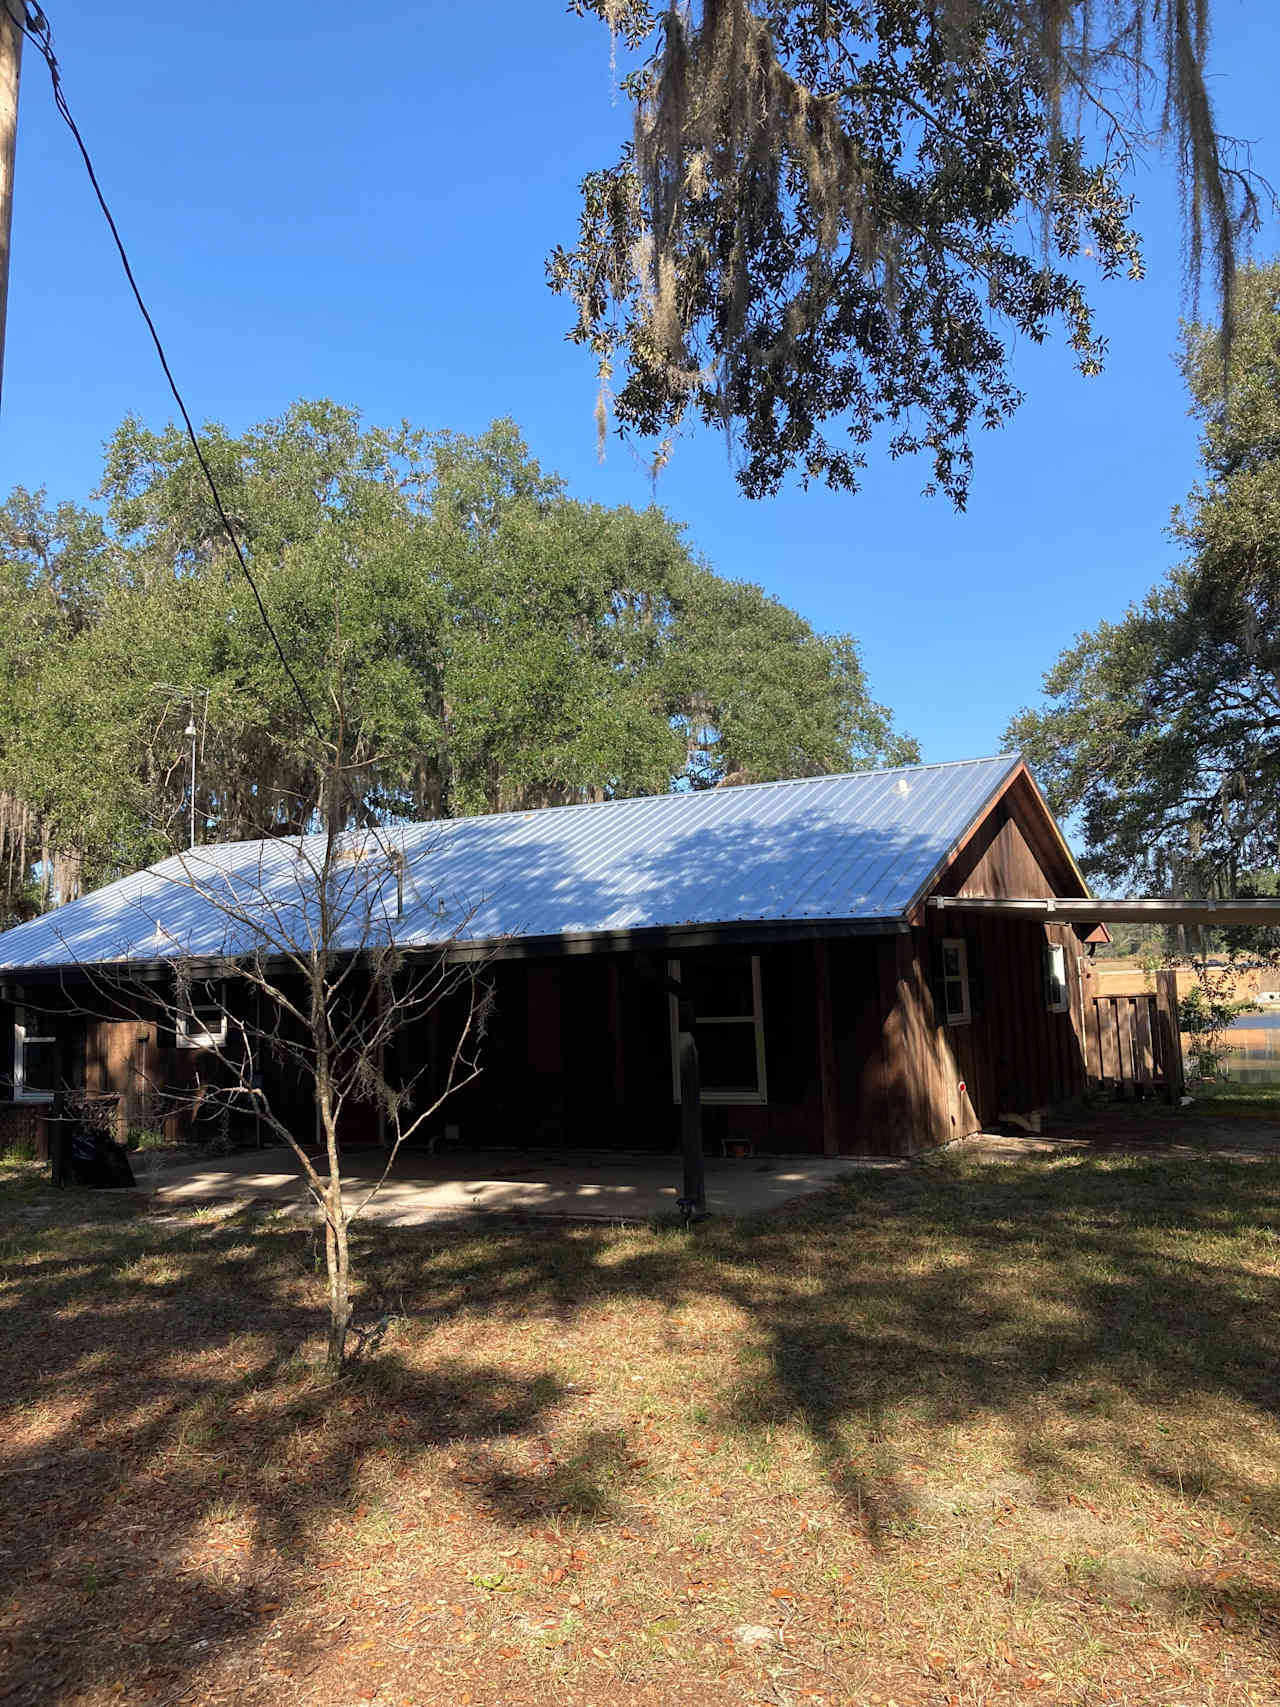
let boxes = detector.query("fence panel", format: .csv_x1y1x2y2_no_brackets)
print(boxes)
1085,989,1182,1099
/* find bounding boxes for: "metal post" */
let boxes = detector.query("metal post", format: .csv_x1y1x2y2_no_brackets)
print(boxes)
185,716,197,848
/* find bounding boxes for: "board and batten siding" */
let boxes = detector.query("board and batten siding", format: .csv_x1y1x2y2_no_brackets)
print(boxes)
908,776,1090,1144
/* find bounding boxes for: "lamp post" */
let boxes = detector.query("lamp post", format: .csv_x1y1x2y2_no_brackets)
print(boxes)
185,718,197,849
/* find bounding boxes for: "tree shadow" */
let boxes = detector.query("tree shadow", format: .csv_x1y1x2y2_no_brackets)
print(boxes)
0,1194,587,1705
6,1147,1280,1700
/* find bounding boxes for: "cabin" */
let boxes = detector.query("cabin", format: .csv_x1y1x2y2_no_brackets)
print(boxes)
0,756,1111,1159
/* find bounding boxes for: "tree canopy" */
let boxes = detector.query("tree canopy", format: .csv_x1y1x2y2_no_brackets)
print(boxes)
0,403,915,914
552,1,1265,504
1007,260,1280,904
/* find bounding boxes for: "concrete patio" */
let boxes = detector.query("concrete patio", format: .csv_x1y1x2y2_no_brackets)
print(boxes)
148,1144,896,1224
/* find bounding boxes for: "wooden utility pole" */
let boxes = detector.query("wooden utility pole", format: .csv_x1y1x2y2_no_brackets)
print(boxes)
0,0,21,414
1154,968,1186,1105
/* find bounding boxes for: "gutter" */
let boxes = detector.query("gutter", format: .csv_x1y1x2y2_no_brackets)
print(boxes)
929,896,1280,926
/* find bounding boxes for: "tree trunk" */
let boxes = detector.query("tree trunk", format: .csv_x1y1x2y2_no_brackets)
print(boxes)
324,1187,353,1373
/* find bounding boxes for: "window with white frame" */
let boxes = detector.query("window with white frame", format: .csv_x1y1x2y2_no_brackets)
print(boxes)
176,982,228,1050
1044,941,1070,1013
939,938,972,1025
14,1005,56,1100
669,953,768,1104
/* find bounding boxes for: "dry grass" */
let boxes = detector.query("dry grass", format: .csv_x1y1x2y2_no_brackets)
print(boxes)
3,1144,1280,1706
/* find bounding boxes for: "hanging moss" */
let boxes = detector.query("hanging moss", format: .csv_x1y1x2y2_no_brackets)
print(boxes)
554,1,1266,501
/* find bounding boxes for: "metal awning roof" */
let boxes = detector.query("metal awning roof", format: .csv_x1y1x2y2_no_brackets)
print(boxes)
930,896,1280,925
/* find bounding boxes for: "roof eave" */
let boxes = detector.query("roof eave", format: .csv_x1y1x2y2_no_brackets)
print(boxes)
0,911,913,985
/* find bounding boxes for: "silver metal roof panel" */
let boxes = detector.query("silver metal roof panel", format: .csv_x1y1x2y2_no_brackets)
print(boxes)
0,756,1022,971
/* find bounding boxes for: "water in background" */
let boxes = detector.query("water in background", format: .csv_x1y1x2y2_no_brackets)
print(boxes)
1220,1008,1280,1084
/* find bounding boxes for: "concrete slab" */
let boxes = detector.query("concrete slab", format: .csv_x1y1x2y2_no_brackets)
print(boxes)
150,1145,897,1224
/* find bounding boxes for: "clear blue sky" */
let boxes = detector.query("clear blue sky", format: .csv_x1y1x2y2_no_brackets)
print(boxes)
3,1,1276,767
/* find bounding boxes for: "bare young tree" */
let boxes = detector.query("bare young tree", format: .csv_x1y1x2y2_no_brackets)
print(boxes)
57,797,491,1373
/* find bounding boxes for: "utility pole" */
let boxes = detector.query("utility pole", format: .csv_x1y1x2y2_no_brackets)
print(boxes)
0,1,22,414
185,714,198,849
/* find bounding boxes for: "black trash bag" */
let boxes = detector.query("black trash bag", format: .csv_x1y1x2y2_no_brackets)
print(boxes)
68,1126,136,1189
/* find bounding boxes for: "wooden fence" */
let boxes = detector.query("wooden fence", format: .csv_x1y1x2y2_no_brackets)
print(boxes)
1083,969,1185,1100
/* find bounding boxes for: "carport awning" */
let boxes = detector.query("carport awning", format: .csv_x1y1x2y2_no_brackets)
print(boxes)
929,896,1280,926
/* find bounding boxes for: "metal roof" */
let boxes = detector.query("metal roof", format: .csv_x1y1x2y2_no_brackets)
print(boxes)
0,755,1023,972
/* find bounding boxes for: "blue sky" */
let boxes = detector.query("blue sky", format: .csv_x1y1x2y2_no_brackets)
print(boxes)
3,0,1277,769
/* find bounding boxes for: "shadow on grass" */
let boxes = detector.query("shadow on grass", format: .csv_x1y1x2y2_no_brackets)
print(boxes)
0,1187,583,1705
365,1149,1280,1548
4,1148,1280,1699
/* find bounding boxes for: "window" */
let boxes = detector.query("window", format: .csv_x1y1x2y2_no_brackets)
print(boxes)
939,938,972,1026
669,954,768,1104
176,983,228,1050
14,1006,56,1100
1044,941,1070,1013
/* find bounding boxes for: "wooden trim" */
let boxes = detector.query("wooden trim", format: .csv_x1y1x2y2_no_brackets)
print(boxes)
938,936,972,1026
905,760,1091,924
669,953,768,1106
1006,765,1093,897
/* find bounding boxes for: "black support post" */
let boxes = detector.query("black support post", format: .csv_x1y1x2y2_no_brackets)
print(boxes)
677,995,706,1219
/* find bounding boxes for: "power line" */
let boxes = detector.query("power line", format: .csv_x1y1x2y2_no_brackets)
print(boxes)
13,2,326,746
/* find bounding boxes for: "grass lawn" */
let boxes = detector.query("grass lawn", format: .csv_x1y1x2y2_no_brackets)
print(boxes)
1186,1082,1280,1119
3,1147,1280,1707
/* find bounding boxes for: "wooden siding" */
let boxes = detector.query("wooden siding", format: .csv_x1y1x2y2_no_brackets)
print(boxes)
0,908,1088,1160
904,776,1089,1141
0,767,1095,1160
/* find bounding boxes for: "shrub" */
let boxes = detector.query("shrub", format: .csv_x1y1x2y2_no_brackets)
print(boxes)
126,1127,171,1152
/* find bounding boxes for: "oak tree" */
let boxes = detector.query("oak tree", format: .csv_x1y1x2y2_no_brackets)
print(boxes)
552,1,1266,503
1007,261,1280,908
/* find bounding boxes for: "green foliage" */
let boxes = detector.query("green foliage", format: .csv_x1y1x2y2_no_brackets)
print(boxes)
554,2,1259,503
0,404,914,907
1178,973,1259,1084
1007,261,1280,942
126,1128,171,1152
1089,921,1171,963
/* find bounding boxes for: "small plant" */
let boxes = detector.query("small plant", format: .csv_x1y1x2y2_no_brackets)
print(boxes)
127,1127,170,1152
1178,961,1260,1082
469,1570,516,1593
1,1136,38,1163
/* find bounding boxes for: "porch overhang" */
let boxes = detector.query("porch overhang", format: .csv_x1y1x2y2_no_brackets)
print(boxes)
929,896,1280,927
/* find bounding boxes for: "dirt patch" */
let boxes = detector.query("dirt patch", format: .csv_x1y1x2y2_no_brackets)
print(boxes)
957,1108,1280,1162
